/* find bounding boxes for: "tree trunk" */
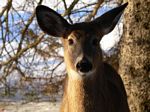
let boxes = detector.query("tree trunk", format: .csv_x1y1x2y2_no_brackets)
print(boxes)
119,0,150,112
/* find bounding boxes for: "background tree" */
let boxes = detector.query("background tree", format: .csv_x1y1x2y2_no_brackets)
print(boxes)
0,0,110,100
2,1,149,111
119,0,150,112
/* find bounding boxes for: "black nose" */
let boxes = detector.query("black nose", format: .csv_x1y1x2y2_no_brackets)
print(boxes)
76,57,92,73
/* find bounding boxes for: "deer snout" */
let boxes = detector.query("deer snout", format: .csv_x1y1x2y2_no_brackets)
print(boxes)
76,57,92,73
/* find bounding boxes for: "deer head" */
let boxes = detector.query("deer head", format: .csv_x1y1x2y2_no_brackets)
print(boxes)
36,3,128,78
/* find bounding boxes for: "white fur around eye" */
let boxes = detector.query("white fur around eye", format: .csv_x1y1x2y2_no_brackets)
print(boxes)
68,68,96,80
68,69,82,80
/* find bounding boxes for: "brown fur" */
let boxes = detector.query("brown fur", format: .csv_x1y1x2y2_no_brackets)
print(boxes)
59,30,130,112
60,62,129,112
35,3,129,112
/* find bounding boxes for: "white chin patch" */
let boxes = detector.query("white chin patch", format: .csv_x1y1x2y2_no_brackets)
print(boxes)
68,69,96,80
78,69,96,77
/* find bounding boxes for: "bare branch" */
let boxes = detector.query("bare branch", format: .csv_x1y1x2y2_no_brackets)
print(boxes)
0,0,12,18
85,0,104,22
62,0,79,17
1,33,45,66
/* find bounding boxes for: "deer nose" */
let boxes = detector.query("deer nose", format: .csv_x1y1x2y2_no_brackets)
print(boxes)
76,57,92,73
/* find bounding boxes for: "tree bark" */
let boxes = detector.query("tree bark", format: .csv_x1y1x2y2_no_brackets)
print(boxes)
119,0,150,112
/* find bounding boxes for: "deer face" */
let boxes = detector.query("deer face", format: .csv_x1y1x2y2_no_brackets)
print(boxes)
36,3,128,77
62,29,103,76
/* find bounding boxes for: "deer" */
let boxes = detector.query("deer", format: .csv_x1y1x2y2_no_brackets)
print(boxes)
36,2,130,112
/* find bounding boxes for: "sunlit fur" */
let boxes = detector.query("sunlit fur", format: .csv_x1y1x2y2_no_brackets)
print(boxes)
36,3,130,112
60,31,129,112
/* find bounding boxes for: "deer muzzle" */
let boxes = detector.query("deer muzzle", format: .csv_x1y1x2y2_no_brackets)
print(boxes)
76,57,93,74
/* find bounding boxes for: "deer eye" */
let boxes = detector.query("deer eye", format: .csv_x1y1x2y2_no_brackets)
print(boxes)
68,38,74,45
92,38,99,46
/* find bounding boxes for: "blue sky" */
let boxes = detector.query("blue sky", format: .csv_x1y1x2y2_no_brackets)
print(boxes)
0,0,123,53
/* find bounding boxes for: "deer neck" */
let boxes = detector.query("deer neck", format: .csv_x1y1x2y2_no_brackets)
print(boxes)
67,75,85,112
65,68,106,112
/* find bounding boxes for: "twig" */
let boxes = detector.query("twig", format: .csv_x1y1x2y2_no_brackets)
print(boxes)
85,0,104,22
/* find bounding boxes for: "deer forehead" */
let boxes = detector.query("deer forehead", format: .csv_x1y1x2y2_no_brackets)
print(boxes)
67,30,97,41
69,30,85,38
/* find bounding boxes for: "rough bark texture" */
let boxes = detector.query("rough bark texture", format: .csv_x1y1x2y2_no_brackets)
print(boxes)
119,0,150,112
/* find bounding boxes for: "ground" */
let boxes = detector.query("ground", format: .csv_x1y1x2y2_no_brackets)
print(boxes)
0,101,60,112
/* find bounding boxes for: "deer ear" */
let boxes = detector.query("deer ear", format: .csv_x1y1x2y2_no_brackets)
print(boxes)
92,3,128,36
36,5,70,37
